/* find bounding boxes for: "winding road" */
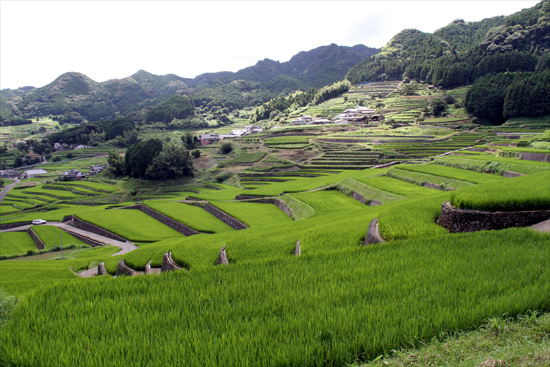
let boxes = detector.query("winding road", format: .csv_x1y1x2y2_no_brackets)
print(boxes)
0,221,138,256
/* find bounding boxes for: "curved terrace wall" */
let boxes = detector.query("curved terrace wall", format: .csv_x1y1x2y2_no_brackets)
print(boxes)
438,201,550,233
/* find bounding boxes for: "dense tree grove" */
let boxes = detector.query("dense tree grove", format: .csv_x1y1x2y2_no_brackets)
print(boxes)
122,139,193,180
145,95,195,124
465,70,550,124
46,117,137,147
346,1,550,89
124,139,164,178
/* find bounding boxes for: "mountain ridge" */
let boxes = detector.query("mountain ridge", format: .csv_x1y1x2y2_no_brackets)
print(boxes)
0,43,378,122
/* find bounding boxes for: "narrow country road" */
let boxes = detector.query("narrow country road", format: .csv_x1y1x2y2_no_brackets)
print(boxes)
0,178,20,204
0,221,138,256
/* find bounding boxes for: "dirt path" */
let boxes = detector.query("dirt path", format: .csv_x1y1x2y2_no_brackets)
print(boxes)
531,219,550,233
0,222,138,256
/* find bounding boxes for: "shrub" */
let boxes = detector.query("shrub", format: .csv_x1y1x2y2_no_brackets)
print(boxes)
219,142,233,154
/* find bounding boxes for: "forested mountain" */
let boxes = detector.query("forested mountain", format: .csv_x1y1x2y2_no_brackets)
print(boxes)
346,0,550,88
0,44,377,124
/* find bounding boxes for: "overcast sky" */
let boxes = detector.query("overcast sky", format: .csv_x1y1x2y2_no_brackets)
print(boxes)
0,0,541,90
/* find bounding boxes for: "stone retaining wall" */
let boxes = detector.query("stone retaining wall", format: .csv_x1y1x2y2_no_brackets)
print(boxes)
67,215,127,242
0,222,30,230
116,259,138,276
26,227,45,250
190,202,248,230
59,228,105,247
521,152,550,163
134,204,199,236
161,252,182,272
438,201,550,233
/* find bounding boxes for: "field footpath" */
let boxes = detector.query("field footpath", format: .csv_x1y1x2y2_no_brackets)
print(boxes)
0,222,137,256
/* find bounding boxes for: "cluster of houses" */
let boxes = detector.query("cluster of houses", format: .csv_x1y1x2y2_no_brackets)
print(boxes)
199,125,263,145
291,106,384,126
0,164,108,181
58,164,108,181
53,143,91,151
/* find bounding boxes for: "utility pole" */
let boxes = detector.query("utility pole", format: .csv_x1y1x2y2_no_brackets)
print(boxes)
60,234,63,259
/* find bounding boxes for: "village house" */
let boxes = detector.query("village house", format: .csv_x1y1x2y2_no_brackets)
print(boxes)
59,169,82,181
311,118,332,125
199,134,220,145
21,169,48,179
88,164,108,176
291,115,314,125
0,169,20,178
244,125,263,134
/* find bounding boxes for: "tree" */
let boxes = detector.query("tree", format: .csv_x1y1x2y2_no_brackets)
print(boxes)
107,150,125,175
124,138,163,178
219,142,233,154
431,99,448,116
182,132,197,150
144,144,194,180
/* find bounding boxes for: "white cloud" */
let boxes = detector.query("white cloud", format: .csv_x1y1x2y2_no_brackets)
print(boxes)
0,0,541,89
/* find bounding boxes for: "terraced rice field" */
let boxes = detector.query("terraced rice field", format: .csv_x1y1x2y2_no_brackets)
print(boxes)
143,201,233,233
77,209,184,242
0,231,37,258
209,201,293,228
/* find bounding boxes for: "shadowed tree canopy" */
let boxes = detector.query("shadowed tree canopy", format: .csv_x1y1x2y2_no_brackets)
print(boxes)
145,95,195,124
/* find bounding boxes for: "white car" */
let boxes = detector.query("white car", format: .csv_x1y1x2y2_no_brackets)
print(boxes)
32,219,47,225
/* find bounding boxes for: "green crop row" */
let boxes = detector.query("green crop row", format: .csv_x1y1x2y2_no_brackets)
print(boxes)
433,155,550,175
143,201,233,233
31,225,88,250
209,201,293,228
337,177,406,204
291,190,368,217
450,171,550,211
386,167,475,190
264,136,311,145
393,164,506,185
0,232,37,258
1,229,548,367
77,209,183,242
354,175,437,198
378,193,449,240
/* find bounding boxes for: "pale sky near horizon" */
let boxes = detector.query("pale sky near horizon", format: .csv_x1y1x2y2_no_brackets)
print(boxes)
0,0,541,90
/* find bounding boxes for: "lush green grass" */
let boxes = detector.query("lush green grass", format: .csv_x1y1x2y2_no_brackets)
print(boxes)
338,177,406,204
394,164,506,185
0,232,37,258
450,171,550,211
31,225,88,250
77,209,184,242
279,194,315,220
291,190,368,217
378,193,449,241
210,201,293,227
356,175,439,198
387,167,475,190
359,311,550,367
1,229,548,367
143,201,233,233
434,154,550,175
264,136,311,145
